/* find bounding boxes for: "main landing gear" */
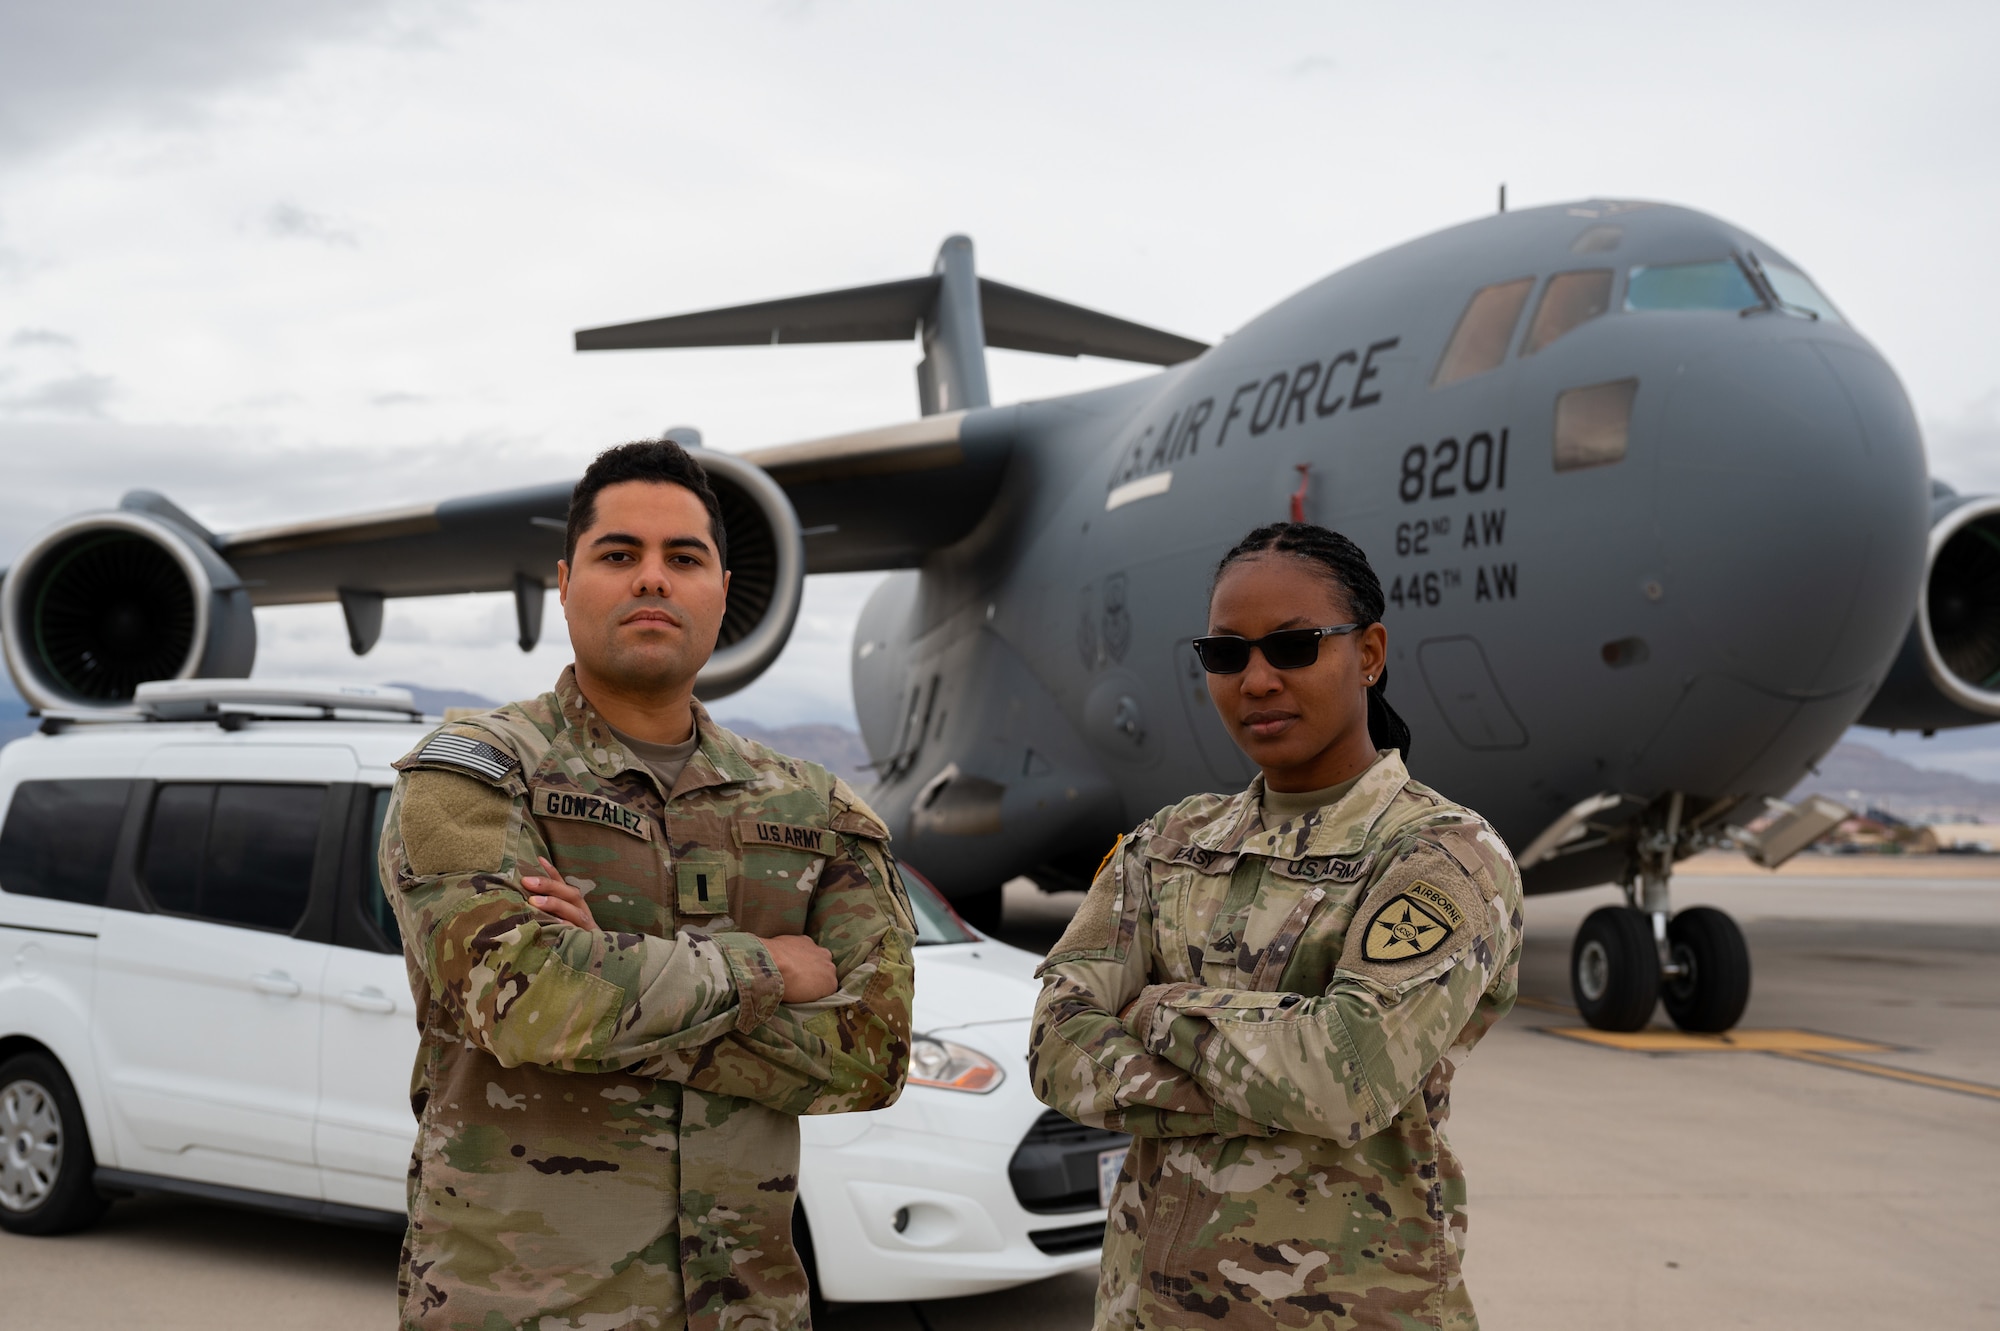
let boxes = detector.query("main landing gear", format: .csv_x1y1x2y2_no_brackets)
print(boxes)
1568,793,1752,1033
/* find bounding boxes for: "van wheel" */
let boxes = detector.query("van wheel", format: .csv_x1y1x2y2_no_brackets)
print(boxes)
0,1053,107,1235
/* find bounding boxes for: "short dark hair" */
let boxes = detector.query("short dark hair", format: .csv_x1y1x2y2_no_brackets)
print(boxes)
565,439,728,569
1212,521,1411,757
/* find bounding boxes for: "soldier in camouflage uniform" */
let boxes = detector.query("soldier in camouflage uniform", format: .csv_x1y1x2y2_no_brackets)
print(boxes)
1030,523,1522,1330
380,440,914,1331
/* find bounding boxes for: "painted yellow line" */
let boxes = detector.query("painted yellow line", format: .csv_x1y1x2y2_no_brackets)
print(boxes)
1770,1050,2000,1103
1514,994,1577,1016
1545,1027,1893,1054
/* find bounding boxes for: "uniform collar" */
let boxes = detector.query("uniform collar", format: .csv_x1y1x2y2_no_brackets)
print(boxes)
1187,750,1410,858
553,665,758,795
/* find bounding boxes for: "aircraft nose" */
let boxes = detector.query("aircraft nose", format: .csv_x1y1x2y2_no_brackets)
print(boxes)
1653,333,1928,698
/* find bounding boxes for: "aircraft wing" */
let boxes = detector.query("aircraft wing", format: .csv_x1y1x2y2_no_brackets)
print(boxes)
216,408,1010,607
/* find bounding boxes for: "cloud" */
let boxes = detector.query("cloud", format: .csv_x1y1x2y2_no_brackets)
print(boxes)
0,0,449,166
265,201,359,247
1,372,116,417
9,328,74,348
371,390,428,406
1287,56,1336,78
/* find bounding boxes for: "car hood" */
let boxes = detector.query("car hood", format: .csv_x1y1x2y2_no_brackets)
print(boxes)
909,938,1045,1034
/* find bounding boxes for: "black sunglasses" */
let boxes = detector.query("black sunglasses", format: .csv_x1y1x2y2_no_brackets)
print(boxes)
1192,623,1360,674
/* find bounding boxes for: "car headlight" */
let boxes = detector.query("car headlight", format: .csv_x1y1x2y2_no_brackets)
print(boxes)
908,1035,1004,1093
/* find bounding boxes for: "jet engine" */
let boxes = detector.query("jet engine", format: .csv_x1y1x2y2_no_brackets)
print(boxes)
1,503,257,714
1859,485,2000,731
690,449,807,700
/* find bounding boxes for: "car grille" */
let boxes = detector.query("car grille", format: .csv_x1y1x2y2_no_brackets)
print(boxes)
1007,1109,1130,1215
1028,1220,1108,1255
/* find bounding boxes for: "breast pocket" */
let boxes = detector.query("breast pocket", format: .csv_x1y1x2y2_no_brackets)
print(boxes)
531,787,669,935
730,817,834,938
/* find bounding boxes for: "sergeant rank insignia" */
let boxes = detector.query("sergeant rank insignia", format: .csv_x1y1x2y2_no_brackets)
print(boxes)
1362,880,1465,961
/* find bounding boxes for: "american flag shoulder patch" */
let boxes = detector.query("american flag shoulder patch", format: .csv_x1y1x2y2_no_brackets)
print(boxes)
413,732,520,784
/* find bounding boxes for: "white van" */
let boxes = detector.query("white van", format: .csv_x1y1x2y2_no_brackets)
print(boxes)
0,681,1124,1302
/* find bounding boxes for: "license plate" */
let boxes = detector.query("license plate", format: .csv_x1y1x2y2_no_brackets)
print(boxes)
1096,1145,1129,1209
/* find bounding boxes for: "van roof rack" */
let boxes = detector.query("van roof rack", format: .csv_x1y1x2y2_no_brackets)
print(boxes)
133,679,424,723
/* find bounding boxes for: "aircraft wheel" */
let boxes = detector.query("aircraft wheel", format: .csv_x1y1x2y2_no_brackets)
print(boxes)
0,1052,107,1236
1661,906,1752,1033
1570,906,1660,1032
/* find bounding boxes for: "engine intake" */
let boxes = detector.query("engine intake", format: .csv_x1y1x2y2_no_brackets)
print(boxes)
693,449,807,700
2,508,257,714
1859,491,2000,730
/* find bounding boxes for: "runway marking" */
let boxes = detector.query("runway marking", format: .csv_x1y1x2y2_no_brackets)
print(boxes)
1545,1027,1892,1054
1767,1050,2000,1103
1524,1006,2000,1102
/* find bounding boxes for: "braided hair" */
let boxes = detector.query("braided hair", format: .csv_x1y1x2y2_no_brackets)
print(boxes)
1211,522,1413,757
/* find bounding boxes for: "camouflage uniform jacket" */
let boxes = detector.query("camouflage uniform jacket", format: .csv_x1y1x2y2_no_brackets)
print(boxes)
1028,752,1522,1330
380,666,915,1331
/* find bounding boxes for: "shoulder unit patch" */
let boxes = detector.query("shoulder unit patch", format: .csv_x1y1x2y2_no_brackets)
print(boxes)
1361,879,1466,962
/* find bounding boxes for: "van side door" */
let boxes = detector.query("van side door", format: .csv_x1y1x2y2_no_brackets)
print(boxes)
92,745,354,1200
316,782,419,1214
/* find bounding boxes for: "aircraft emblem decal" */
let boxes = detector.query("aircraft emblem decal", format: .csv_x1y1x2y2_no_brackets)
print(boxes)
1362,880,1465,962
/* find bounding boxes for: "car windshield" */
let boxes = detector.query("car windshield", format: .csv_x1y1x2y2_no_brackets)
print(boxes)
1759,259,1845,323
900,864,980,944
1625,259,1761,313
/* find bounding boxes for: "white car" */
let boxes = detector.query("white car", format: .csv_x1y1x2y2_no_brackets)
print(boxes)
0,681,1125,1302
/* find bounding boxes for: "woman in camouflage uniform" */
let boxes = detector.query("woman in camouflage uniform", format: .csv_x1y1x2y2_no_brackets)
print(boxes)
1030,523,1523,1330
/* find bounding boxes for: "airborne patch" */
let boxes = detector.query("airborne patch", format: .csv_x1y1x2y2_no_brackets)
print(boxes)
1361,880,1465,962
534,788,653,841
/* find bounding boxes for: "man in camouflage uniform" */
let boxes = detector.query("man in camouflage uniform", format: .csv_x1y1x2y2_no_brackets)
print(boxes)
381,440,914,1331
1029,753,1521,1329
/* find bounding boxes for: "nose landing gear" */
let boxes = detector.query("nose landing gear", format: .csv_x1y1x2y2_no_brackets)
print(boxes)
1566,792,1753,1033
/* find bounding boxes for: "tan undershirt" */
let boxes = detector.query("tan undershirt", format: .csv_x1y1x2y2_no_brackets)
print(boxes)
609,721,702,793
1259,759,1377,825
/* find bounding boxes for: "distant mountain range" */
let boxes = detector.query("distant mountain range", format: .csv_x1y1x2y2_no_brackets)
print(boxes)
2,677,1993,822
1787,741,2000,823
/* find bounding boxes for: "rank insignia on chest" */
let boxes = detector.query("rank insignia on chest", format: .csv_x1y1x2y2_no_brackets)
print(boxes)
1361,880,1465,961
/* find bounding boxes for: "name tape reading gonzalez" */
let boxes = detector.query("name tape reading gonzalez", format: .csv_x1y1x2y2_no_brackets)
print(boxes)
535,789,654,841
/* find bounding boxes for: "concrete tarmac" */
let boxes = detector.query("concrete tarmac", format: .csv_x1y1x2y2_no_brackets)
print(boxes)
3,861,1995,1328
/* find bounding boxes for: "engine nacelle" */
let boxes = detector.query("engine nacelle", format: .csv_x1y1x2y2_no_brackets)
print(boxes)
2,506,257,714
692,449,807,700
1859,487,2000,731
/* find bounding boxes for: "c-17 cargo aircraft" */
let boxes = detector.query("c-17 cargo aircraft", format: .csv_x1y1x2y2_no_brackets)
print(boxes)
6,200,1994,1034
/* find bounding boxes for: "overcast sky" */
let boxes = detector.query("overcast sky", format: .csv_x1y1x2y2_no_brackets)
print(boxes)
2,0,1996,732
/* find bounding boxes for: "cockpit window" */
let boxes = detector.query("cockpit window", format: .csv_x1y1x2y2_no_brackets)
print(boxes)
1523,270,1614,355
1758,259,1844,324
1432,277,1533,388
1624,259,1761,313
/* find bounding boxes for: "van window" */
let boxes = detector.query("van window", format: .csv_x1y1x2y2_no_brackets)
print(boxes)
0,779,132,904
361,788,401,949
142,783,325,932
